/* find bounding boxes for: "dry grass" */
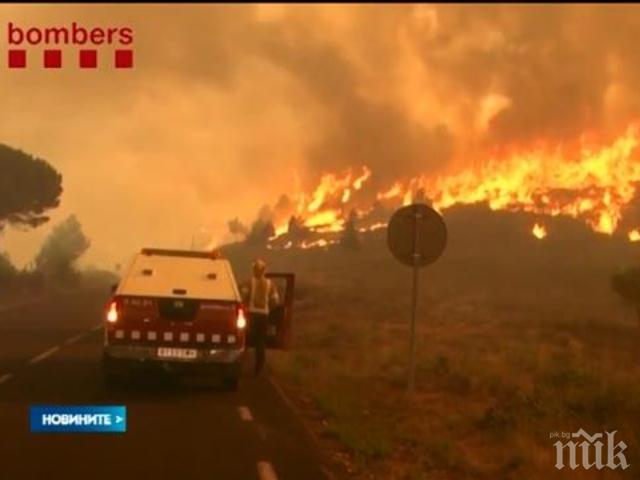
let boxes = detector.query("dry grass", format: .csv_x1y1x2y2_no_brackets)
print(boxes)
224,211,640,479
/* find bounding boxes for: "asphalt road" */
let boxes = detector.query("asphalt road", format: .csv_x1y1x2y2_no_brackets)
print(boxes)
0,288,328,480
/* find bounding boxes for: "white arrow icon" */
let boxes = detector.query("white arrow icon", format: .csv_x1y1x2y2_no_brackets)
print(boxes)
115,416,124,424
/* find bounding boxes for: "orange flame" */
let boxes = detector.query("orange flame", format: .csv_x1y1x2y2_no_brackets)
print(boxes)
306,167,371,213
532,223,548,240
353,167,372,190
377,182,402,201
272,166,371,236
300,238,337,250
270,123,640,247
379,124,640,235
359,222,387,233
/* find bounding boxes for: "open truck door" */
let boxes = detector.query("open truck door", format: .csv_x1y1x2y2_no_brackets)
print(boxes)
246,273,294,350
266,273,294,349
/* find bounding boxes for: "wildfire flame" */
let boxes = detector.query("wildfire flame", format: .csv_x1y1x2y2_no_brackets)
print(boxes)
305,167,371,214
300,238,337,250
273,166,372,235
269,123,640,246
359,222,387,233
381,125,640,235
532,223,548,240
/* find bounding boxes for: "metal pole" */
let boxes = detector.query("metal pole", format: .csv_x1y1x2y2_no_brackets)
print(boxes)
408,208,422,392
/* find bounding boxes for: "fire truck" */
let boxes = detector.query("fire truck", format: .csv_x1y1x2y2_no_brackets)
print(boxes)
102,248,294,390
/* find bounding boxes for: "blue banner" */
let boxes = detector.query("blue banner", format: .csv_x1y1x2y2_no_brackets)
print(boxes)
30,405,127,433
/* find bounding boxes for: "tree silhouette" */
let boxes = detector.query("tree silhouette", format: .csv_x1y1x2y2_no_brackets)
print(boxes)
227,217,248,237
612,267,640,326
287,215,310,244
340,209,361,250
0,144,62,233
34,215,90,282
245,219,275,246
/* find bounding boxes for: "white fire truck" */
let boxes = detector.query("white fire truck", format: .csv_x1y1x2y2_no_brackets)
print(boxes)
102,248,294,390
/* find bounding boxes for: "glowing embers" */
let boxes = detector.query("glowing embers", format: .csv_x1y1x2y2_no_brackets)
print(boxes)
532,223,548,240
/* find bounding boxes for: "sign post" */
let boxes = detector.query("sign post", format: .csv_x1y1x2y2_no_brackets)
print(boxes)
387,204,447,392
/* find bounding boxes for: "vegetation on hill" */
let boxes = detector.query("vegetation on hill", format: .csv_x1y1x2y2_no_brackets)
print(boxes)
223,206,639,479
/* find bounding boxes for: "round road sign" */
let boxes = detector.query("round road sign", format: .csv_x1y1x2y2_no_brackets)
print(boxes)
387,203,447,267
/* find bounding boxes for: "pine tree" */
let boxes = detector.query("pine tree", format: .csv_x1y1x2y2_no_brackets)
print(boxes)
287,215,309,244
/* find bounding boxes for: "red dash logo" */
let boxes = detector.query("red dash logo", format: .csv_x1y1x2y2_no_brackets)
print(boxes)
6,22,134,69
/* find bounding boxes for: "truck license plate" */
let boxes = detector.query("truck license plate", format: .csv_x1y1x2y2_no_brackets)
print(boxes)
157,347,197,360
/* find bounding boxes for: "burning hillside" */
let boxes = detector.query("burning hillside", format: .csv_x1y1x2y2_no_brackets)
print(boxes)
240,122,640,250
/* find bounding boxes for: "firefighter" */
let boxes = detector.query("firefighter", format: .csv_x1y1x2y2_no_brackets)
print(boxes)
241,259,280,376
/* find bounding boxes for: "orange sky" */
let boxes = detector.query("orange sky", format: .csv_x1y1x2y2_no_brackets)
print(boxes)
2,4,640,268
